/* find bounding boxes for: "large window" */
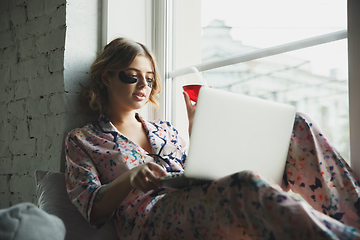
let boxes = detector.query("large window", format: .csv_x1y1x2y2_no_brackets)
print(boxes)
170,0,350,162
200,0,349,161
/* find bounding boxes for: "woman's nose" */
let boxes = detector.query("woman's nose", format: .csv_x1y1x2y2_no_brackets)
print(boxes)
136,75,147,88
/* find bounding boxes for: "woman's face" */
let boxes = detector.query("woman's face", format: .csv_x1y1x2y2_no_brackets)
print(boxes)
103,55,154,113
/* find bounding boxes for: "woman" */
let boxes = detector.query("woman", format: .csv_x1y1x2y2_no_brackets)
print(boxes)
65,37,360,239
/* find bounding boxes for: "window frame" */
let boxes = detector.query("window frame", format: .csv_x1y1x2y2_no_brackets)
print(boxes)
348,0,360,177
151,0,174,121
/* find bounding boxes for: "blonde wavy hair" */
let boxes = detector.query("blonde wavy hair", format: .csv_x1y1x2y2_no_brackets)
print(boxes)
81,37,162,116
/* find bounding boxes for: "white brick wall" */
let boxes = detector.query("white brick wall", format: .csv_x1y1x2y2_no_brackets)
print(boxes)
0,0,101,209
0,0,66,209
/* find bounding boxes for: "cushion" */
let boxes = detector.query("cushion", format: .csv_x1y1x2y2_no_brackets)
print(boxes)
0,202,65,240
35,170,119,240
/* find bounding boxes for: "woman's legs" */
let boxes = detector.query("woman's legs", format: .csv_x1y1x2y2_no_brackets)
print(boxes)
284,112,360,229
140,171,359,240
135,112,360,239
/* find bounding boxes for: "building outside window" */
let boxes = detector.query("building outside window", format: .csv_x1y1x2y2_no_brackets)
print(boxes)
191,0,350,162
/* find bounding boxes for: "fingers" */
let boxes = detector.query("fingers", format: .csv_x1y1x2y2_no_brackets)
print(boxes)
183,91,196,135
130,162,167,192
132,175,158,192
144,165,163,186
148,162,167,175
183,92,197,116
182,91,193,113
183,91,190,103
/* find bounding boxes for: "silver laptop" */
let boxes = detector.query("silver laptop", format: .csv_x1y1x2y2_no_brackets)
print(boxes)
160,87,296,188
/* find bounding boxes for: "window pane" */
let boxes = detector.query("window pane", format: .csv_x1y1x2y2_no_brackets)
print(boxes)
202,0,347,53
201,0,349,162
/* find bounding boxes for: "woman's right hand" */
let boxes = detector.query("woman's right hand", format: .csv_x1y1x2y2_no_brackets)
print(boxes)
183,91,196,135
90,162,167,223
128,162,168,192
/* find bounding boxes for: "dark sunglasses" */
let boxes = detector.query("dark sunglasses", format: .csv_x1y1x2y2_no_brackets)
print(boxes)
118,71,153,88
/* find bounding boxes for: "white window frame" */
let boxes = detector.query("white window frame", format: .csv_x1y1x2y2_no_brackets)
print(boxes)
169,30,347,78
151,0,174,121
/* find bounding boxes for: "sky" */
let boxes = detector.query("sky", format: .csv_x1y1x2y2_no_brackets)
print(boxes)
201,0,348,78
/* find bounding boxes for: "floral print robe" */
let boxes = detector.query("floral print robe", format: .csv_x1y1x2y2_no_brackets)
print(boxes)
65,112,360,239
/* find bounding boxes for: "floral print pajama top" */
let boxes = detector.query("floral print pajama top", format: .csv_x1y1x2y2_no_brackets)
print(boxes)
65,112,360,239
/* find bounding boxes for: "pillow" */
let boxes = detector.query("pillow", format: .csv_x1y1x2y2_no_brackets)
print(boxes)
0,202,65,240
35,170,119,240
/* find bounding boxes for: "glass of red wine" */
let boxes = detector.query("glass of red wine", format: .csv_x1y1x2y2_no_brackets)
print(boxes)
181,67,208,102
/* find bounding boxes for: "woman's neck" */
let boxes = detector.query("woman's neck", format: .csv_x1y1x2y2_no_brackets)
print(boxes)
104,108,152,153
105,109,136,123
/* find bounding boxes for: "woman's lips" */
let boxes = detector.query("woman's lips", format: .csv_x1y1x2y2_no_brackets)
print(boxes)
133,92,146,101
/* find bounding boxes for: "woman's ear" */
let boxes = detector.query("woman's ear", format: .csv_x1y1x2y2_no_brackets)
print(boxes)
101,71,109,86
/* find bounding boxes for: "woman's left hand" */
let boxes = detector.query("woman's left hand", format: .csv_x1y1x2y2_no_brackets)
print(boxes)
183,91,196,135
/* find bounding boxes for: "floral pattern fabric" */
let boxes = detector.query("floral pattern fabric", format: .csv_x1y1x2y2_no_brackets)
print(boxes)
65,112,360,239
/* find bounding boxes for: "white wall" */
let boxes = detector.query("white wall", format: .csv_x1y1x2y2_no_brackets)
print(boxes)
0,0,101,208
106,0,152,47
0,0,67,208
62,0,101,171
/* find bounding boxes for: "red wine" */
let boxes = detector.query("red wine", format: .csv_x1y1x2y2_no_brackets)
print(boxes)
183,84,202,102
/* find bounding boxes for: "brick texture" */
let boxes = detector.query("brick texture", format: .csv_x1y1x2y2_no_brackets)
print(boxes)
0,0,100,210
0,0,66,209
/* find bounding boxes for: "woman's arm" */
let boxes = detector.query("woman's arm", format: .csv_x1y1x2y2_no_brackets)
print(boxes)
90,162,167,223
